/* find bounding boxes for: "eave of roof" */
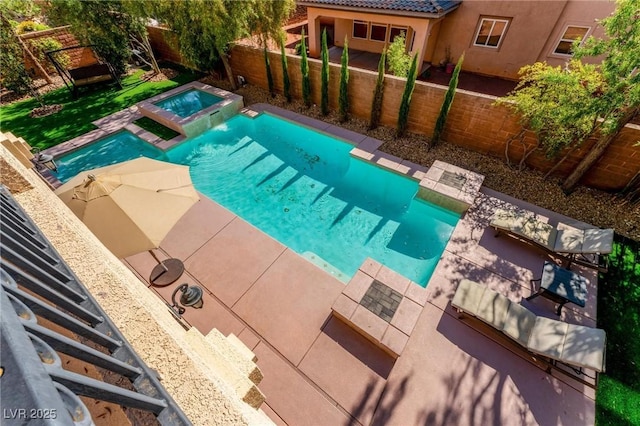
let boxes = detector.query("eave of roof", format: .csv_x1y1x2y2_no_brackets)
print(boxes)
298,0,461,19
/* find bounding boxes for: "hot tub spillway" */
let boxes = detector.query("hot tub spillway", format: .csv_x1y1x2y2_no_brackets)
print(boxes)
136,82,244,138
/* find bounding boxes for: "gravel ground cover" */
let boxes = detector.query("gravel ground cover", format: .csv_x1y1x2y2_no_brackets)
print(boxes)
201,77,639,240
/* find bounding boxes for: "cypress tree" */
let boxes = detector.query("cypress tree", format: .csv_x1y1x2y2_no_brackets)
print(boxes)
264,46,275,97
339,37,349,122
396,52,419,137
431,53,464,146
320,29,329,115
279,36,291,102
368,49,386,130
300,29,311,107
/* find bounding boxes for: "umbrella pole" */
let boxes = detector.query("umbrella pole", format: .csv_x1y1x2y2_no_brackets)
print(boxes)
149,250,185,287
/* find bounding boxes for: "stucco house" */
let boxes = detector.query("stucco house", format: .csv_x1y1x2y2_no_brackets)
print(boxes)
299,0,616,80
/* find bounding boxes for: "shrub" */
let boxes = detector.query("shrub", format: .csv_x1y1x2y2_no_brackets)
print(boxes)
431,53,464,146
29,37,70,73
320,29,329,115
280,36,291,102
387,33,411,77
396,52,419,137
264,46,275,97
368,49,386,130
300,28,311,107
338,37,349,122
15,20,48,34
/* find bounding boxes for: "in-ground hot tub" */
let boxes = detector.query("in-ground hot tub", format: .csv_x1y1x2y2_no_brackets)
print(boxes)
136,81,243,138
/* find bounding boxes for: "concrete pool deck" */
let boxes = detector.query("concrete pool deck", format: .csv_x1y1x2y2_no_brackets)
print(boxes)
124,185,599,425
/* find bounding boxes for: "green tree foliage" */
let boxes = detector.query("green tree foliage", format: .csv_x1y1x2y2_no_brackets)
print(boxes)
561,0,640,192
264,47,274,97
368,49,386,130
129,0,294,89
432,53,464,147
300,28,311,107
496,60,603,165
0,13,38,99
320,29,329,115
396,52,419,137
498,0,639,192
280,35,291,102
387,33,411,77
339,37,349,122
46,0,136,77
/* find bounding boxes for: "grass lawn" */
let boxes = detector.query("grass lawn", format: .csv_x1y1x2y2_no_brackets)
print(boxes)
597,235,640,425
133,116,180,140
0,69,198,150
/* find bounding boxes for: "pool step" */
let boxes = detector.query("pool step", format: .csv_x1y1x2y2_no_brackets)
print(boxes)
205,329,263,385
302,251,349,282
184,328,265,409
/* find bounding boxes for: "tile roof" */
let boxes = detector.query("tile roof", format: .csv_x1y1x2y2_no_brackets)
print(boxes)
300,0,461,15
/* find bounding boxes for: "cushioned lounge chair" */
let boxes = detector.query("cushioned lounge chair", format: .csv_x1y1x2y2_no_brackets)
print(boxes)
451,279,606,386
490,209,614,271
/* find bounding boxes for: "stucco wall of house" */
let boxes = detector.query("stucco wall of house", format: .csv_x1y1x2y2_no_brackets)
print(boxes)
230,44,640,191
433,0,615,80
433,1,567,79
307,7,430,64
537,0,613,67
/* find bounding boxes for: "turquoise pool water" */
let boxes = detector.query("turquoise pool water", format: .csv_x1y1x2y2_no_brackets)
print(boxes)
55,114,459,285
54,131,167,182
154,89,223,118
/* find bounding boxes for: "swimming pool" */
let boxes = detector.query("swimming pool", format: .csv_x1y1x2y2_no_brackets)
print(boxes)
54,131,168,182
154,89,223,118
55,114,459,285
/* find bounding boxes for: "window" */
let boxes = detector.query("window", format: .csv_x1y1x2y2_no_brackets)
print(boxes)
353,21,368,39
554,26,590,55
389,26,407,44
370,23,387,42
473,18,509,48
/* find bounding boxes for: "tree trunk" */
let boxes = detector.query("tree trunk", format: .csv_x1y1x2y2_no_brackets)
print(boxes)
561,107,639,193
217,45,237,90
141,32,161,74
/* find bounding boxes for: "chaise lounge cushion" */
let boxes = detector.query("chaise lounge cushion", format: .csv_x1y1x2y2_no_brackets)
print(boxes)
476,288,511,330
502,302,537,347
561,324,607,371
451,279,485,316
527,317,570,360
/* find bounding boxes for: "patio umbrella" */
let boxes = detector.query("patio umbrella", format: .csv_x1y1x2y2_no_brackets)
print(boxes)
55,157,200,285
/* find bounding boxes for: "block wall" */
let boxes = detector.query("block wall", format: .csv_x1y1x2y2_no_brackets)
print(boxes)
229,44,640,191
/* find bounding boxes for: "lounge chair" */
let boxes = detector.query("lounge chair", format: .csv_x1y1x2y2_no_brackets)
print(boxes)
451,279,606,386
490,208,614,271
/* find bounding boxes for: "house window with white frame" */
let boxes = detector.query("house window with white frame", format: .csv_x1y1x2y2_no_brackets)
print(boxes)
553,26,590,55
370,23,387,42
473,17,509,48
389,26,407,44
353,20,368,39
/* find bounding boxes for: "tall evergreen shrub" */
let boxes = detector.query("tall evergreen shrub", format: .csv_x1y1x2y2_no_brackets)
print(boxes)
431,53,464,146
300,29,311,107
320,29,329,115
369,49,386,130
396,52,419,137
264,46,275,97
339,37,349,122
279,36,291,102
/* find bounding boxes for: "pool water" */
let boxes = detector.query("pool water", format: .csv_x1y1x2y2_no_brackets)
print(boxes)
154,89,223,118
55,114,459,285
54,131,167,182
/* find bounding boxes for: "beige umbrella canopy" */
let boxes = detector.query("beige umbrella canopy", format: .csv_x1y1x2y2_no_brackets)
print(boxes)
55,157,199,285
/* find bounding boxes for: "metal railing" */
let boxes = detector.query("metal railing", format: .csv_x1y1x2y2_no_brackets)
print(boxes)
0,185,191,425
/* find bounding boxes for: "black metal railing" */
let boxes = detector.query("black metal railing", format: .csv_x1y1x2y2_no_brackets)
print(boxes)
0,185,191,425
